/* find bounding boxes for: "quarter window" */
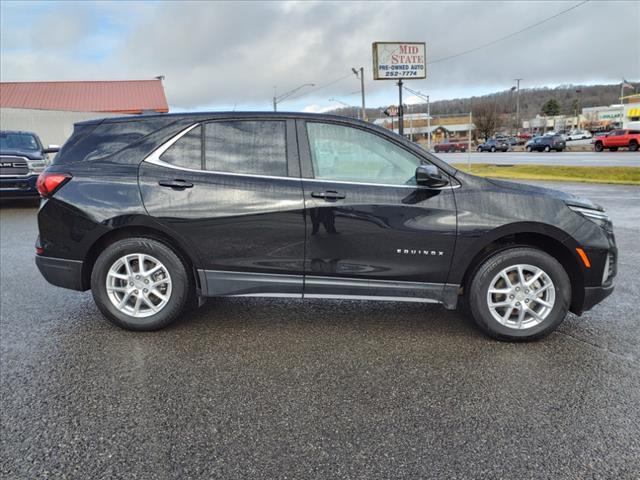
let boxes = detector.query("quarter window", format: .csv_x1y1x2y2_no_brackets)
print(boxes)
204,121,287,176
306,122,423,185
160,126,202,170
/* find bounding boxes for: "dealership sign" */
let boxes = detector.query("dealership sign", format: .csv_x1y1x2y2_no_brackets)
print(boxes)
372,42,426,80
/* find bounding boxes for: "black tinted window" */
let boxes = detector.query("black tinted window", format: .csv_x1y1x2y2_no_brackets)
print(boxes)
204,121,286,176
160,126,202,170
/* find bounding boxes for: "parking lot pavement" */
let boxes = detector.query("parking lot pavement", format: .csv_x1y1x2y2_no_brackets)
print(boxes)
1,183,639,480
441,151,640,167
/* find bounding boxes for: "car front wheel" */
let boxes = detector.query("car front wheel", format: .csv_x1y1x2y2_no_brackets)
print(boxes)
466,247,571,341
91,237,190,331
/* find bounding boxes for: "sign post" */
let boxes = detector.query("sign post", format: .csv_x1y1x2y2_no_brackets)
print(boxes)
373,42,426,138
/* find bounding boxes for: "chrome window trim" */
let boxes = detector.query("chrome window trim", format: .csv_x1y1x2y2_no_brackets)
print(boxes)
143,123,459,190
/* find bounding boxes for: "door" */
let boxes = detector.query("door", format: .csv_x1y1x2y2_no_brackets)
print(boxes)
139,119,306,297
297,120,458,303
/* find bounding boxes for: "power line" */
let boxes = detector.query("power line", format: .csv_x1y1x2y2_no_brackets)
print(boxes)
428,0,590,65
280,73,353,104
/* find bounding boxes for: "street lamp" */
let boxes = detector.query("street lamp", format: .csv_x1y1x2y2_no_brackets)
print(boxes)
272,83,315,111
352,67,366,121
328,98,352,109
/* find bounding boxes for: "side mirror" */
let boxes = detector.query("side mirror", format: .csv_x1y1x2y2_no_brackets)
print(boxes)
43,145,60,154
416,164,448,188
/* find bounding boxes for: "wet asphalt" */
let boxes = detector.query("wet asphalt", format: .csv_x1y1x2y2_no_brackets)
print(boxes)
1,182,639,479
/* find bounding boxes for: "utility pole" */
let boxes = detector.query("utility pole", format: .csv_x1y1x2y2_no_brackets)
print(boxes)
515,78,522,133
468,111,472,171
427,95,431,151
397,79,404,137
352,67,366,121
272,83,315,112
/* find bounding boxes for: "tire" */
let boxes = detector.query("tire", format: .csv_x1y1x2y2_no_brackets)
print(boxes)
594,141,603,152
477,147,483,152
629,140,638,152
466,247,571,341
544,145,551,152
449,147,455,153
490,147,496,152
91,237,191,331
526,146,532,152
460,148,466,153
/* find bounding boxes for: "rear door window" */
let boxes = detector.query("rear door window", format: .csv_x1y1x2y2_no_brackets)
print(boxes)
160,126,202,170
204,121,287,176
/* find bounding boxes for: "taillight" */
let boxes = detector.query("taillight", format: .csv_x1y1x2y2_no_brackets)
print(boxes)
36,172,72,197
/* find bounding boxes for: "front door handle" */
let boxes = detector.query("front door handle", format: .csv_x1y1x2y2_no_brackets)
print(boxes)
158,179,194,190
311,190,346,201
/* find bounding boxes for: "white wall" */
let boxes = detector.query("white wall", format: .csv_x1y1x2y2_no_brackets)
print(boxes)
0,108,131,147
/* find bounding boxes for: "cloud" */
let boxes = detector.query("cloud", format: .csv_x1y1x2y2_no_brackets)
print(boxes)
2,0,639,110
302,104,334,113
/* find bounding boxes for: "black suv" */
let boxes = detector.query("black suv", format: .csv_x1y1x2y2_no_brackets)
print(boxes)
477,138,509,152
526,135,566,152
1,130,59,198
35,113,616,340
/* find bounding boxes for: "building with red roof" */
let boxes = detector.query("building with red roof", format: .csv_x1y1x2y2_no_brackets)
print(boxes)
0,79,168,114
0,79,169,146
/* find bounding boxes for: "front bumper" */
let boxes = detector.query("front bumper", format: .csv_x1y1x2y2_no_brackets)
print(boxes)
582,284,615,312
0,174,39,198
35,255,85,291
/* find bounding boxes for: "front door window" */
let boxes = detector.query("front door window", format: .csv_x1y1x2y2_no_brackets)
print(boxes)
306,122,423,186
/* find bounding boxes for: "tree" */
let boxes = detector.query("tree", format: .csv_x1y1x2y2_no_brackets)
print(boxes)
472,100,500,140
541,98,561,117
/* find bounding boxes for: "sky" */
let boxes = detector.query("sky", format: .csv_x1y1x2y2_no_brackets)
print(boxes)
1,0,639,113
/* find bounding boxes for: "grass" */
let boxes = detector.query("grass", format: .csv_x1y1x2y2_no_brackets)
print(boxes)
451,163,640,185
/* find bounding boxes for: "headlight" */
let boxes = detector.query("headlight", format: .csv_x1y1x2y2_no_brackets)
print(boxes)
568,205,610,228
27,160,46,173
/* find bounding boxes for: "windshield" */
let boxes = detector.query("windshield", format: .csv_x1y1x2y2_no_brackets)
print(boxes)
0,132,40,151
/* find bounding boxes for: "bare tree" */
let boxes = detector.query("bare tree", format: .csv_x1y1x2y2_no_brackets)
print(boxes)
473,100,500,141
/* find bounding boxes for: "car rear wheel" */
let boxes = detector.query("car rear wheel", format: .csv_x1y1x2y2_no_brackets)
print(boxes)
91,237,190,331
526,146,532,152
594,141,604,152
466,247,571,341
490,147,496,152
544,145,551,152
628,140,638,151
477,147,482,152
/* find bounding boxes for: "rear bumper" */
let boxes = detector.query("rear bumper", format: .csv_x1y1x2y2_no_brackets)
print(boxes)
0,174,39,198
35,255,85,291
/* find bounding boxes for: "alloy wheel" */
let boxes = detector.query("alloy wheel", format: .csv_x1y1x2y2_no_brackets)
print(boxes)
486,264,555,330
106,253,172,318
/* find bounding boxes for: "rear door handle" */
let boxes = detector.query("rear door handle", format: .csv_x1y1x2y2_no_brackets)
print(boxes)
311,190,346,200
158,179,194,190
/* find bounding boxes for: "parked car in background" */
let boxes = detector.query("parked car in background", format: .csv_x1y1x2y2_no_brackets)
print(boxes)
434,139,467,153
477,138,509,152
593,129,640,152
566,130,592,141
526,135,566,152
34,112,616,341
0,131,58,199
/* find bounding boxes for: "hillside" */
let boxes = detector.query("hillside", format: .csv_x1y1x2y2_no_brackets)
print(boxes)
331,82,638,121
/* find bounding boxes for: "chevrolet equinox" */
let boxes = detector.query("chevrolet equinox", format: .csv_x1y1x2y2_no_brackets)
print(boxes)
35,113,616,341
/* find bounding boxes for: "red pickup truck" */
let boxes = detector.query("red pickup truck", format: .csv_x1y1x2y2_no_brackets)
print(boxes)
434,139,468,153
593,129,640,152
